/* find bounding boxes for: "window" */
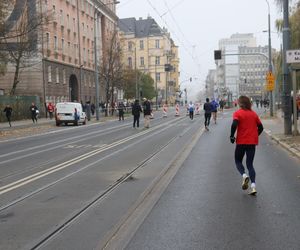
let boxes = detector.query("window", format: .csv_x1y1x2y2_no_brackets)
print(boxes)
68,42,70,55
62,69,66,84
60,10,63,24
155,39,160,49
155,56,160,65
139,40,144,50
61,38,64,53
56,67,59,83
128,42,133,51
128,57,132,68
48,66,52,82
46,33,50,49
66,14,70,28
73,18,76,31
140,57,144,66
155,73,160,82
54,35,58,50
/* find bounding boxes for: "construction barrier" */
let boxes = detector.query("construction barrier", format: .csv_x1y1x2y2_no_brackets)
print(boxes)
195,103,200,115
163,104,168,117
175,104,180,116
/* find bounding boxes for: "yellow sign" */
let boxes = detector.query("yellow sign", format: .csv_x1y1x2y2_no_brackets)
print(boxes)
266,71,275,91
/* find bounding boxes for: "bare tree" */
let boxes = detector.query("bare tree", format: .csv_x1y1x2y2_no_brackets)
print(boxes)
1,1,50,95
0,0,10,75
100,30,124,116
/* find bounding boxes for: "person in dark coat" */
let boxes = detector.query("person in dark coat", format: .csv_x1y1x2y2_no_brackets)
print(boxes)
3,105,12,127
143,98,152,128
118,102,125,121
91,103,95,116
131,99,142,128
29,102,38,123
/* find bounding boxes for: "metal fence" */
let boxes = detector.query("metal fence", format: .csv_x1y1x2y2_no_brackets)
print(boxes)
0,96,41,122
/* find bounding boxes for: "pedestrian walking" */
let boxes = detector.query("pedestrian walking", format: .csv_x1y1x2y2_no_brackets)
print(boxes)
29,102,38,123
211,99,219,124
118,102,125,121
188,101,195,120
47,102,55,119
132,99,142,128
143,98,152,128
230,96,264,195
203,98,212,131
91,103,95,116
3,104,12,127
219,99,225,112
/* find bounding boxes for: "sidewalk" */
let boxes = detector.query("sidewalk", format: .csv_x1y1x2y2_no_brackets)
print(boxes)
261,109,300,159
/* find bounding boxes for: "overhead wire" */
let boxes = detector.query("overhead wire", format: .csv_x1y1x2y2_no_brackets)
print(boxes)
145,0,203,79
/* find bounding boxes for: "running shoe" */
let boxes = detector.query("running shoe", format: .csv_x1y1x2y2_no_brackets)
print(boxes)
242,176,250,190
248,187,257,196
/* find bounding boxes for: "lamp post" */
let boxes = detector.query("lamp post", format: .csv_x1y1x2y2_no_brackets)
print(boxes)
265,0,274,117
282,0,292,135
94,11,100,120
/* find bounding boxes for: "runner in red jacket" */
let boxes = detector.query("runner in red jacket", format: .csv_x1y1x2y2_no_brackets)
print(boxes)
230,96,264,195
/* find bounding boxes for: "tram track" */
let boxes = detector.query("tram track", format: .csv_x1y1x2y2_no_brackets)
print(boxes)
0,115,189,211
29,132,181,250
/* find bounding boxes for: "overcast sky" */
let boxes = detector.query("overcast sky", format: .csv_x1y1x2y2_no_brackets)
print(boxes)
117,0,283,99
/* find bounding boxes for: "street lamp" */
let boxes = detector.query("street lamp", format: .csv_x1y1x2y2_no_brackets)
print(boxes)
265,0,274,117
94,11,100,120
282,0,292,135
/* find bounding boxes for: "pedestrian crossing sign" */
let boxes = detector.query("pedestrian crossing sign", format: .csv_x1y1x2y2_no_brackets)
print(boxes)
265,71,275,91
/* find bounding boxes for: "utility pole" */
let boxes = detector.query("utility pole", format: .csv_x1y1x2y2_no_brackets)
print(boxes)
94,11,100,120
266,0,274,117
282,0,292,134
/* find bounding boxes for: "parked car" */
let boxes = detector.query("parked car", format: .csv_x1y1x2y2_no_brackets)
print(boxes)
55,102,87,126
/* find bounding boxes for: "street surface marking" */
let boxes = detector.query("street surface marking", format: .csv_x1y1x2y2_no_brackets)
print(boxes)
0,119,182,196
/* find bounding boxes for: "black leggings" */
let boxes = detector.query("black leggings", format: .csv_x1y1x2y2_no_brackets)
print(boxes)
235,145,256,183
204,113,211,126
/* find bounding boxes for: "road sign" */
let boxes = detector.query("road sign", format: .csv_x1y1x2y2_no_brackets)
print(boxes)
266,71,275,91
286,49,300,63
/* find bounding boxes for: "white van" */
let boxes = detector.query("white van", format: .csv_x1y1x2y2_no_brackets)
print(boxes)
55,102,87,126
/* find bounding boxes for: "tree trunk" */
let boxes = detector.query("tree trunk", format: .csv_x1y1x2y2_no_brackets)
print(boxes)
10,56,21,96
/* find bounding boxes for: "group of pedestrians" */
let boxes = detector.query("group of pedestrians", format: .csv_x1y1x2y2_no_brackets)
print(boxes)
2,102,40,127
203,98,219,131
131,98,152,129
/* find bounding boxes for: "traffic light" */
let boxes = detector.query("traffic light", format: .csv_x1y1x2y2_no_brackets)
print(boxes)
214,50,222,60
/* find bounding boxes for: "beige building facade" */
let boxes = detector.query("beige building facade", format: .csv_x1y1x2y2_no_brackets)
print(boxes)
0,0,118,108
119,17,180,104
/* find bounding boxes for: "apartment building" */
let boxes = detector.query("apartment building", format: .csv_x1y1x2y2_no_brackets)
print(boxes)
0,0,118,106
118,17,180,104
216,33,257,99
239,46,269,100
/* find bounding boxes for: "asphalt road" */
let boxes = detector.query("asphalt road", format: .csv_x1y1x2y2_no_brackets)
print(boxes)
1,109,299,250
124,110,300,250
0,108,204,250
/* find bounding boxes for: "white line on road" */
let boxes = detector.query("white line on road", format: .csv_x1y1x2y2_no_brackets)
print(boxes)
0,119,181,196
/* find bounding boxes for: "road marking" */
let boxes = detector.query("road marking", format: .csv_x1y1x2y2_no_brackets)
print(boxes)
0,119,181,196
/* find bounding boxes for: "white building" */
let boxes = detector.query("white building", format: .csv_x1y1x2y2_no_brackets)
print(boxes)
216,33,257,100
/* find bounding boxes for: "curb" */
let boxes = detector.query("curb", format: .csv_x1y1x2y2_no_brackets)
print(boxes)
264,130,300,159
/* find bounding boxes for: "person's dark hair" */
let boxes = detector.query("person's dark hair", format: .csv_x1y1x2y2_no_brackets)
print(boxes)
238,96,252,110
206,98,209,102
